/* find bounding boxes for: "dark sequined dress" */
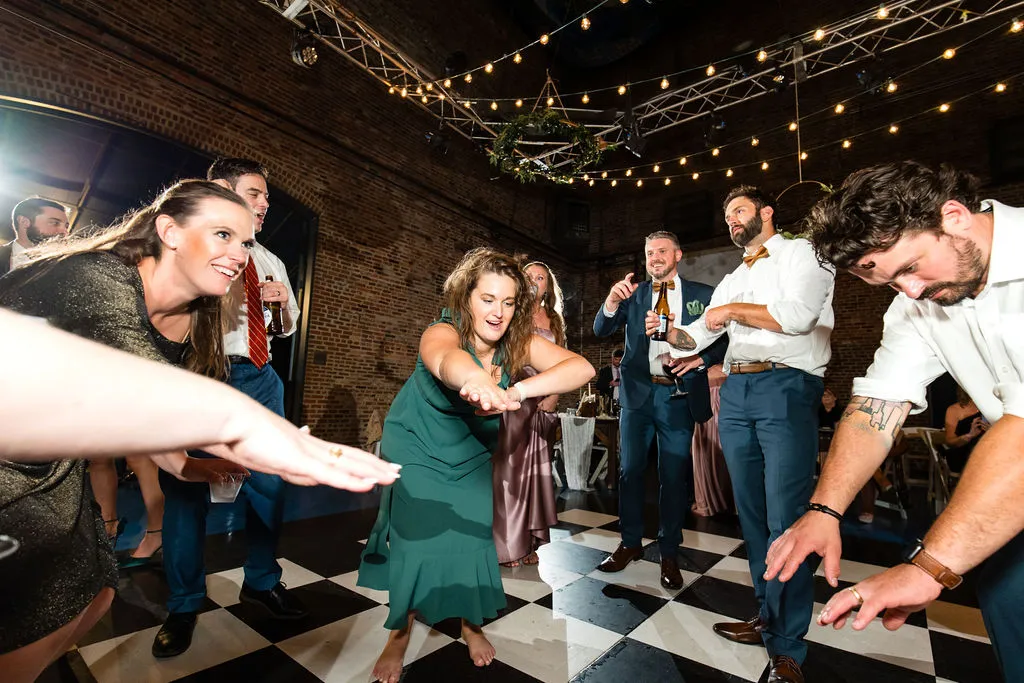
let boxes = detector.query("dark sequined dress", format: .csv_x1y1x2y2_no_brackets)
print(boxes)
0,252,187,653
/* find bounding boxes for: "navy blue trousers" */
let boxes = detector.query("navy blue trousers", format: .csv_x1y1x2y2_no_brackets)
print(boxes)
618,382,695,556
978,529,1024,681
718,367,822,664
161,361,288,614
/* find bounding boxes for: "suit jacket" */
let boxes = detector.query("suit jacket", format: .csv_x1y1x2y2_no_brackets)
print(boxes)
593,277,726,423
0,242,13,278
596,364,617,399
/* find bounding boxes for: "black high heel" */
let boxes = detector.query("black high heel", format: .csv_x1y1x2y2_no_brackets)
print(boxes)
117,528,162,569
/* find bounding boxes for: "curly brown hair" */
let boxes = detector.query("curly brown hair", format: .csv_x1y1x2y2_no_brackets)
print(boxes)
805,161,981,270
524,260,567,347
12,180,248,379
442,247,534,379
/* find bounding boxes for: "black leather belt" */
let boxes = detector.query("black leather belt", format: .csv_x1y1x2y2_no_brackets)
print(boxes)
650,376,676,386
228,355,252,365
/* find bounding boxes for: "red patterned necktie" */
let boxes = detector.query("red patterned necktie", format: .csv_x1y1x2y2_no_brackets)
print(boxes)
742,245,770,268
243,259,268,369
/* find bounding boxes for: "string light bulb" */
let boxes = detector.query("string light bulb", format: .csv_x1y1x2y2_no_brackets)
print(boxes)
443,78,452,88
664,177,672,186
438,93,445,101
515,98,523,107
788,121,798,131
706,65,716,76
388,86,395,94
889,124,899,133
620,0,629,4
618,84,627,95
813,28,825,41
939,103,950,112
834,103,845,114
712,148,720,156
400,87,408,98
636,179,643,187
751,137,760,146
464,73,473,83
513,52,523,64
692,172,700,180
757,49,768,62
581,15,591,30
582,92,590,104
877,4,889,19
568,178,574,185
942,48,956,59
540,34,550,45
546,96,555,107
425,83,433,91
583,174,590,181
588,179,595,187
1012,18,1023,32
886,80,898,92
800,151,808,160
490,101,498,110
996,82,1007,92
421,95,429,104
625,169,633,177
726,169,734,177
761,161,769,170
653,164,661,173
679,156,688,165
601,171,608,179
842,139,852,149
611,179,618,187
661,77,670,89
485,63,495,74
415,85,423,95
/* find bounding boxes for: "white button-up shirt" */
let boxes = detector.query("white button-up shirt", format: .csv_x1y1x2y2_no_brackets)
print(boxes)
223,241,300,359
671,234,835,377
10,241,30,270
853,199,1024,421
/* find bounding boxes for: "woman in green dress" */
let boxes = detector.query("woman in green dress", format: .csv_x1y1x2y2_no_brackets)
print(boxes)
359,248,594,682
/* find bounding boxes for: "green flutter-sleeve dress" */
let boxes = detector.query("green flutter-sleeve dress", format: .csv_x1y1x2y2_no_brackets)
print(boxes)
358,319,510,629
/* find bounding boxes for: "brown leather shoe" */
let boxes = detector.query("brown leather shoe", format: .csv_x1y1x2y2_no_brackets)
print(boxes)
596,543,643,573
712,615,765,645
766,655,804,683
660,557,684,589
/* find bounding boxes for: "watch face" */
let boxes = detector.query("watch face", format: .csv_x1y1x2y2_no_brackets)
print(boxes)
903,541,924,563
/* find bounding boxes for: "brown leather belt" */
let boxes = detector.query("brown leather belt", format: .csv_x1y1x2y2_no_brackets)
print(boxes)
650,375,676,386
729,361,789,374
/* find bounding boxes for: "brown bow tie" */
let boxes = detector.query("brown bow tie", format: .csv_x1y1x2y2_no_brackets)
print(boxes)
742,245,770,268
653,280,676,292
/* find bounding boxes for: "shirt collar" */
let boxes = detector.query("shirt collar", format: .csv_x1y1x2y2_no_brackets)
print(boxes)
744,232,783,256
983,199,1024,286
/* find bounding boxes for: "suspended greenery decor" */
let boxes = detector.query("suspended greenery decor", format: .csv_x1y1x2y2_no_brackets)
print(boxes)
489,109,604,183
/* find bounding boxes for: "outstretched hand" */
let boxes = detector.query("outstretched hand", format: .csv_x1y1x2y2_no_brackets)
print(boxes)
460,376,522,415
765,511,844,587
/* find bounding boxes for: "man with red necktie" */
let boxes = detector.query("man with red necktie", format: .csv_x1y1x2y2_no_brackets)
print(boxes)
153,158,305,659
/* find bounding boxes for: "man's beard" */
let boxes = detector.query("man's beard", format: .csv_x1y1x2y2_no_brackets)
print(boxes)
920,235,986,306
646,261,675,280
25,222,62,246
730,214,762,248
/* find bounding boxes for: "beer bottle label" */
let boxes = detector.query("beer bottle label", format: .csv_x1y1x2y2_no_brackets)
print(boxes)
657,314,669,335
264,306,273,328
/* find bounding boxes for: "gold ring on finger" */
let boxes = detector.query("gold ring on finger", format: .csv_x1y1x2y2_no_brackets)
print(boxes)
847,586,864,606
329,446,345,459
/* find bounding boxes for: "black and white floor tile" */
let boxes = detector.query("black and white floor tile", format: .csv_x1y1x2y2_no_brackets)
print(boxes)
45,491,1000,683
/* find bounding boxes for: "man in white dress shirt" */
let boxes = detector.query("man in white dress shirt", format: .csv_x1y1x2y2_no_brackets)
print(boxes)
154,158,306,659
765,161,1024,682
1,198,69,276
653,186,835,683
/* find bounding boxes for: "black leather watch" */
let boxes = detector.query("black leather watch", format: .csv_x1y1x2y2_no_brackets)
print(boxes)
903,540,963,589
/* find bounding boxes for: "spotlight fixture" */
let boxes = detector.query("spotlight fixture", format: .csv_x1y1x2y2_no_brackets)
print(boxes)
424,130,449,154
290,30,319,68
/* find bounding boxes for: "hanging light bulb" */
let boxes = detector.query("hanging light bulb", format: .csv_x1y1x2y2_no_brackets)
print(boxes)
788,122,798,131
751,137,759,147
996,82,1008,92
706,64,716,76
939,103,950,112
726,169,734,177
942,48,956,59
611,179,618,187
889,124,899,133
660,77,670,89
625,169,633,177
568,178,574,185
588,179,595,187
490,101,498,110
421,95,429,104
425,83,433,91
757,49,768,62
515,99,523,107
1012,18,1023,32
618,84,627,95
842,139,852,149
443,78,452,88
583,174,590,181
415,85,423,95
581,15,591,30
877,4,889,19
388,86,395,94
464,73,473,83
636,179,643,187
692,172,700,180
800,151,808,160
886,80,898,92
834,103,845,114
546,96,555,107
601,171,608,179
653,164,661,173
813,28,825,41
513,52,523,64
582,92,590,104
438,93,445,101
485,63,495,74
540,33,550,45
679,156,688,165
761,161,769,170
712,148,720,156
664,177,672,186
400,87,408,98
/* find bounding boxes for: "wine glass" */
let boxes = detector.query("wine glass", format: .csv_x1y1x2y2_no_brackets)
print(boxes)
662,363,688,400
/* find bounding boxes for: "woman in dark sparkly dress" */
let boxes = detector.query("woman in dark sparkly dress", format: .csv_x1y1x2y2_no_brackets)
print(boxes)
0,180,259,682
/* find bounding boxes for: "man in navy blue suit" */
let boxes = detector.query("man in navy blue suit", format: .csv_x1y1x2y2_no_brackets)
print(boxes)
593,230,726,589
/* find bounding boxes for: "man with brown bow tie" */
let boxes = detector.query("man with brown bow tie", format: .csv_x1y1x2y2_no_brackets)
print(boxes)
648,186,835,683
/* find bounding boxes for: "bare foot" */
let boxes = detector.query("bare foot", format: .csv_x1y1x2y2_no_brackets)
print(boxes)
372,623,412,683
522,551,539,565
461,621,495,667
132,530,162,558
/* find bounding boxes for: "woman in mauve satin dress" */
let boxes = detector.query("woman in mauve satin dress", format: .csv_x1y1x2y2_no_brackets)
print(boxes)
492,261,566,567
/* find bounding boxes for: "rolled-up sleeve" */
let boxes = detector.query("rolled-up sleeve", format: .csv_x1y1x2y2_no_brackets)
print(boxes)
851,297,947,414
995,383,1024,418
767,240,835,335
671,277,729,358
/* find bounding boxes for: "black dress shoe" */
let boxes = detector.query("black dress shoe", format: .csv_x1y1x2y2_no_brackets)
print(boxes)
596,543,644,573
239,582,308,620
152,611,197,659
660,557,684,590
766,655,804,683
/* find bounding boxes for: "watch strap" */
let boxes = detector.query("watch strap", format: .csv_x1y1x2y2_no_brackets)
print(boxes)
909,547,963,589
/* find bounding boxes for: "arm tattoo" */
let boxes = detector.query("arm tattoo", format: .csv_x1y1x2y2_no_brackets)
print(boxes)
667,327,697,351
842,396,910,441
